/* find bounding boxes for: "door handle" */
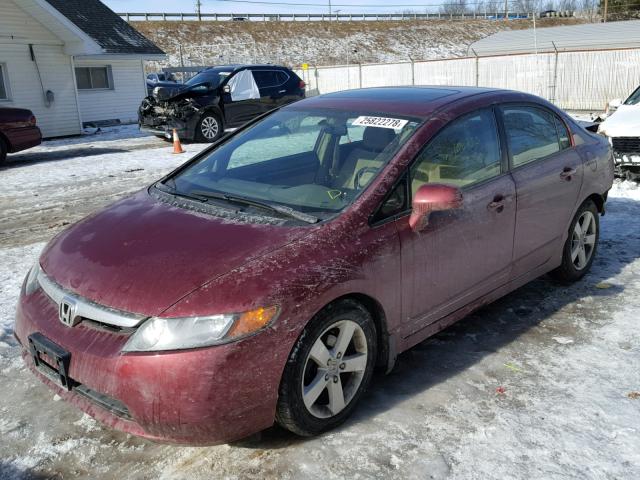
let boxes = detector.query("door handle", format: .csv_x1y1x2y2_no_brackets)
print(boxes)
487,194,505,213
278,89,286,94
560,167,577,180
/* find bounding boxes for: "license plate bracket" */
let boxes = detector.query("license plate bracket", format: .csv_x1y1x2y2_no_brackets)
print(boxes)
28,332,73,391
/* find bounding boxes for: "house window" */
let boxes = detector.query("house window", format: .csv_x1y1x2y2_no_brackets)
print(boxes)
0,64,9,100
75,66,113,90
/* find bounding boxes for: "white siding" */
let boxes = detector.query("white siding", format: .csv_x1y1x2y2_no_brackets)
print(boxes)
0,0,61,45
0,1,80,137
75,58,147,125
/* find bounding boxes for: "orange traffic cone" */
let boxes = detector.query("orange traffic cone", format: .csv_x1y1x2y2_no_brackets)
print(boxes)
172,128,185,154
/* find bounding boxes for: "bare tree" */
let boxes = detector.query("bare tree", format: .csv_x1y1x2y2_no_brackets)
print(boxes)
513,0,543,13
440,0,471,14
557,0,577,10
482,0,503,14
579,0,599,20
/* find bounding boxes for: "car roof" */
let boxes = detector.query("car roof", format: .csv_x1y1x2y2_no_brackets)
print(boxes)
285,86,511,119
204,64,289,72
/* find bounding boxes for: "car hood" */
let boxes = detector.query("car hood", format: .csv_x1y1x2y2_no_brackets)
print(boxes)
599,105,640,137
152,83,213,102
152,83,189,101
40,191,309,317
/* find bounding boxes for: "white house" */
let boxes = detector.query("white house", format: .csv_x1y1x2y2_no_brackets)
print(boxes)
0,0,165,138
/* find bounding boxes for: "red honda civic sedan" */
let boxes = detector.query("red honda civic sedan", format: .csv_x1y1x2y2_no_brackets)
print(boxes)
14,87,613,445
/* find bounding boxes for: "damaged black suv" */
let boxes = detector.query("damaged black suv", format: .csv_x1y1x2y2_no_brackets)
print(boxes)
139,65,305,142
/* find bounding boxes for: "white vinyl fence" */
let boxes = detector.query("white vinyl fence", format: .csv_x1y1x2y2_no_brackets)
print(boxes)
297,48,640,111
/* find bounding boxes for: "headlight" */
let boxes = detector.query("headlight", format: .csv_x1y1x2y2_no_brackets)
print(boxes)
24,262,41,295
122,306,278,352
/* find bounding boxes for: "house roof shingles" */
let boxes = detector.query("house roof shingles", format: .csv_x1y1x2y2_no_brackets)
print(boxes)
44,0,164,55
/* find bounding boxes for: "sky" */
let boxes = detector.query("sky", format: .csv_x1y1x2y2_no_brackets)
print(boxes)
102,0,449,15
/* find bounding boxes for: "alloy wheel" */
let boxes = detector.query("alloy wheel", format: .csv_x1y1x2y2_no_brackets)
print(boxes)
301,320,368,419
571,210,597,270
200,116,219,140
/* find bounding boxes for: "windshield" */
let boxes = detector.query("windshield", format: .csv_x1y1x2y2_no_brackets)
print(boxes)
185,68,232,88
624,86,640,106
165,109,420,220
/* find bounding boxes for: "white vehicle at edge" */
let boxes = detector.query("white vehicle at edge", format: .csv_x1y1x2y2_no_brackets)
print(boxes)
599,86,640,180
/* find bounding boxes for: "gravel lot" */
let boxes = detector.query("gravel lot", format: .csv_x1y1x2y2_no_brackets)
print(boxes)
0,127,638,479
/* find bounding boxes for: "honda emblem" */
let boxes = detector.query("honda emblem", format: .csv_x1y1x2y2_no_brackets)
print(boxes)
58,297,79,327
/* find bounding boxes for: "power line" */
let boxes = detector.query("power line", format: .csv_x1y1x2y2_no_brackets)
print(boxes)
209,0,528,7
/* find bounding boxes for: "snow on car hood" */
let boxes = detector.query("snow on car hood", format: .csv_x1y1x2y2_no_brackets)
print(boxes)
599,105,640,137
39,191,309,317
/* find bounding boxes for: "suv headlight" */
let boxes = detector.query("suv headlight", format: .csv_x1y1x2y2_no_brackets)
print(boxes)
122,306,278,352
24,262,41,295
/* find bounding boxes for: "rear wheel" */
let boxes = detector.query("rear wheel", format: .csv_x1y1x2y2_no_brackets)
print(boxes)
551,199,599,283
0,137,7,166
196,113,222,143
276,300,377,436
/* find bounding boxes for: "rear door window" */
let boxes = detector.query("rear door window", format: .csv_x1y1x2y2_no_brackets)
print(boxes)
501,106,562,167
253,70,286,88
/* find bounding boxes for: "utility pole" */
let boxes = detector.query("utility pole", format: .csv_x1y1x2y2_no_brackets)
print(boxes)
504,0,509,20
603,0,608,22
195,0,202,21
329,0,332,22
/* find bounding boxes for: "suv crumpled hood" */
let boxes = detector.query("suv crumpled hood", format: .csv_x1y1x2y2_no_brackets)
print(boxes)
600,105,640,137
40,191,309,317
152,83,212,102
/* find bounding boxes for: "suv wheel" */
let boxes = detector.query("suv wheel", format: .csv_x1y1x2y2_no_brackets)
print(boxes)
276,300,377,436
196,113,222,143
551,199,599,283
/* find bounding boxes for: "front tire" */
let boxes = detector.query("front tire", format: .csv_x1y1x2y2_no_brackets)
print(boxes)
196,113,222,143
551,199,599,283
276,300,377,437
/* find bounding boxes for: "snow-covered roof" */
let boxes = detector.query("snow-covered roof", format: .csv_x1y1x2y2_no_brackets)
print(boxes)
42,0,164,56
469,20,640,56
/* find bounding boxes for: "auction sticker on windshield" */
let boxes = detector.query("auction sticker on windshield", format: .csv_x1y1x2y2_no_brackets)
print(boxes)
352,116,408,129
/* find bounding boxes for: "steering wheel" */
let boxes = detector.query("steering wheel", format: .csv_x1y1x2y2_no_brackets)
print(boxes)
353,167,380,190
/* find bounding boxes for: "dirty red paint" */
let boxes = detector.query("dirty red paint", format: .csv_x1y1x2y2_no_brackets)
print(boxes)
14,87,614,445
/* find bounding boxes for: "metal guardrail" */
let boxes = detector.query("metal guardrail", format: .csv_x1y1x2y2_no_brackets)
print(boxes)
118,12,545,22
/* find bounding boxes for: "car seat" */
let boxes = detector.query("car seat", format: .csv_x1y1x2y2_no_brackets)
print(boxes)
334,126,397,189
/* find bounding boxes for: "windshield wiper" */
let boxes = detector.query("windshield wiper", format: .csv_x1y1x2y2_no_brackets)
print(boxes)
189,189,319,224
156,181,212,203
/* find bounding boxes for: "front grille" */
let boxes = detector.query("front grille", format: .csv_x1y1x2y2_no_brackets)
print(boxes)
612,137,640,155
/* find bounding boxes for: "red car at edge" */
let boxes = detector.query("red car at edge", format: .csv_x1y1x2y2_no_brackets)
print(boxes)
0,107,42,165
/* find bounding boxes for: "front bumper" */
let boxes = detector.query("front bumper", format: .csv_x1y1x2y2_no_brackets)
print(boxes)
612,151,640,179
14,286,282,445
139,120,194,141
140,124,174,139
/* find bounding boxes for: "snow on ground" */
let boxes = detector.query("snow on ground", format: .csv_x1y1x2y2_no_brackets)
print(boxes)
0,127,639,479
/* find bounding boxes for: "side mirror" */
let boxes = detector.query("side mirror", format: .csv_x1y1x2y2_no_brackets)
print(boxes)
223,85,231,94
608,98,622,109
606,98,622,115
409,184,463,232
